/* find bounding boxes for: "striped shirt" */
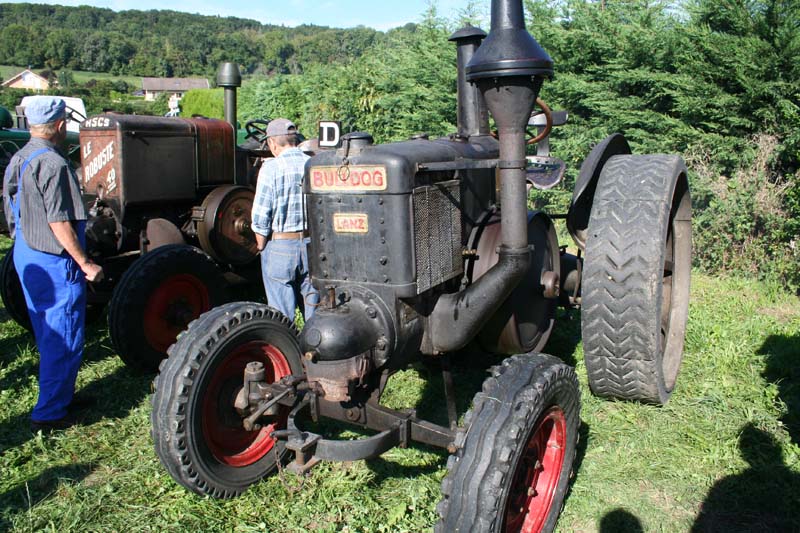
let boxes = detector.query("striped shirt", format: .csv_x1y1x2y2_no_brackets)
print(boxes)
2,138,87,255
251,147,309,238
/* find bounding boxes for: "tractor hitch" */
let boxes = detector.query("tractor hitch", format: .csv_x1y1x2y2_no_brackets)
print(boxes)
240,368,457,475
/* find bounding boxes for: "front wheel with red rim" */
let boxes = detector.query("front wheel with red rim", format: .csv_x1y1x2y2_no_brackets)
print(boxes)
109,244,227,373
436,354,580,533
151,302,303,498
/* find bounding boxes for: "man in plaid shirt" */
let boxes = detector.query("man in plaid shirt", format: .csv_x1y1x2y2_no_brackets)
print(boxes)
251,118,319,321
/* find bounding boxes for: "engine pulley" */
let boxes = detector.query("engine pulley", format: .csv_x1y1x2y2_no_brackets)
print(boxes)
197,185,258,266
468,210,560,354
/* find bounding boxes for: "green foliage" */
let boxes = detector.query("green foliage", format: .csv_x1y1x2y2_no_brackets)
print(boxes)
179,88,224,119
239,7,456,143
513,0,800,291
691,135,800,289
148,92,170,116
0,88,32,111
0,3,383,77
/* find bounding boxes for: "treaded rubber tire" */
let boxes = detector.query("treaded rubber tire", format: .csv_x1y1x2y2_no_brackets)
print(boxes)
0,248,32,331
1,248,107,331
582,154,692,404
436,353,580,533
109,244,226,373
151,302,302,498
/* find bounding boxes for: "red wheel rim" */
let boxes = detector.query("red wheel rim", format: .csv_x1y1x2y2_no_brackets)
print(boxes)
202,341,292,467
144,274,210,353
505,406,568,533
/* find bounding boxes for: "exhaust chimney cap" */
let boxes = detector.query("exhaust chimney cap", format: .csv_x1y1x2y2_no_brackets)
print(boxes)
448,25,487,42
466,0,553,81
216,62,242,88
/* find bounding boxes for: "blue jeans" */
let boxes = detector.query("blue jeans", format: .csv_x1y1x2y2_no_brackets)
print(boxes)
261,237,319,321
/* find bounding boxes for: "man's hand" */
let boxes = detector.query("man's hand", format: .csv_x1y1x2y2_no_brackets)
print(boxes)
255,232,268,251
80,260,104,283
49,221,104,282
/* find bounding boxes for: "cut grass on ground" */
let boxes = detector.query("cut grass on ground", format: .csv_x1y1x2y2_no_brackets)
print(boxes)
1,234,798,531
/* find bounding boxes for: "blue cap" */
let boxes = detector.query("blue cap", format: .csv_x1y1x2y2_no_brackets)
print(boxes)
25,97,66,125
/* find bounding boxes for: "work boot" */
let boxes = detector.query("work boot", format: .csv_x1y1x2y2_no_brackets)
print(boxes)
30,414,79,434
68,392,97,412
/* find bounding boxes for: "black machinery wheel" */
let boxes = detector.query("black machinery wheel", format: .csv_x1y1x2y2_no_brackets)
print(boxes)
108,244,226,373
436,354,580,533
0,248,31,331
151,302,302,498
582,155,692,404
1,248,106,331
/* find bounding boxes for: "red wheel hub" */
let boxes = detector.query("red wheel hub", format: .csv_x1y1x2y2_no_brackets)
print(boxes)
202,341,292,467
505,406,568,533
144,274,210,353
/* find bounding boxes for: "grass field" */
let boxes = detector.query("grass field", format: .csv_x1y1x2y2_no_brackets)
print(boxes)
0,233,798,532
0,65,142,89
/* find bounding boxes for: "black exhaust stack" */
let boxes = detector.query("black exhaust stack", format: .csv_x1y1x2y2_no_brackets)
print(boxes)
430,0,553,352
216,62,242,130
467,0,553,249
449,26,489,138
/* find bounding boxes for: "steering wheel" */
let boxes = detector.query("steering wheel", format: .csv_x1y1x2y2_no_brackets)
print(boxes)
489,97,553,145
245,119,271,142
65,105,87,126
526,98,553,145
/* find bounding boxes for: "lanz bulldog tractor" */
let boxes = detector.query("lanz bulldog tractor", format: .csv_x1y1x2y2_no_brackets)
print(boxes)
151,1,692,531
0,64,274,373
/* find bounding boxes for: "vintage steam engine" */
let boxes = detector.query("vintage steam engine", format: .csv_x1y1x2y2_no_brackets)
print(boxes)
151,1,692,531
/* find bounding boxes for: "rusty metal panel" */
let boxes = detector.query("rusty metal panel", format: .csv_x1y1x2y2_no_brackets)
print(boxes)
188,118,235,188
80,119,122,202
122,134,196,205
80,114,197,208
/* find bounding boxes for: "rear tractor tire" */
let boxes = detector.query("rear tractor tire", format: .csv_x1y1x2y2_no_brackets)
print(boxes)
582,155,692,404
436,354,580,533
0,248,32,331
1,248,106,331
108,244,226,373
151,302,302,498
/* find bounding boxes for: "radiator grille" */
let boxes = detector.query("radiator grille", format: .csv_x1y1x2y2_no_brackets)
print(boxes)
413,180,463,293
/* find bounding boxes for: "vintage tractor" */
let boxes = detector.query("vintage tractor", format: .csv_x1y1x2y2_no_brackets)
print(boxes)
0,65,275,373
151,1,692,531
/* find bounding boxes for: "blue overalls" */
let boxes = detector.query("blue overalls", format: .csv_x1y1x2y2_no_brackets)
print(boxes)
10,148,87,422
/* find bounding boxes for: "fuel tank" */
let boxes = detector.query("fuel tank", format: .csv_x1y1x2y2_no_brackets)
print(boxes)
79,114,236,216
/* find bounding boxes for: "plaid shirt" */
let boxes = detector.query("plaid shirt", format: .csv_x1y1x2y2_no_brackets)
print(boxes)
251,147,310,238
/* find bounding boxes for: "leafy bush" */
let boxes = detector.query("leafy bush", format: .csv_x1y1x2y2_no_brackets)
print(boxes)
691,135,800,292
179,88,224,119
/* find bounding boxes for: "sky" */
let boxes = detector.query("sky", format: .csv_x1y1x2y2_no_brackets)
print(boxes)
5,0,476,31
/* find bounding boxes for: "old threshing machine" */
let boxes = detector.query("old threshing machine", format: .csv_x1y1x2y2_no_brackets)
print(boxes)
151,1,692,531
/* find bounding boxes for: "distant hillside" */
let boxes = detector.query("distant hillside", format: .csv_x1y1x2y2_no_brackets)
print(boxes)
0,3,388,77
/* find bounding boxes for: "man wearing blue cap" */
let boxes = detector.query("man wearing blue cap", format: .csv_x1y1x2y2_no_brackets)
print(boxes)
251,118,319,321
2,96,103,432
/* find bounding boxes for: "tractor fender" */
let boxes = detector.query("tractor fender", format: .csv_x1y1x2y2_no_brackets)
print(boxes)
566,133,631,250
143,218,185,252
